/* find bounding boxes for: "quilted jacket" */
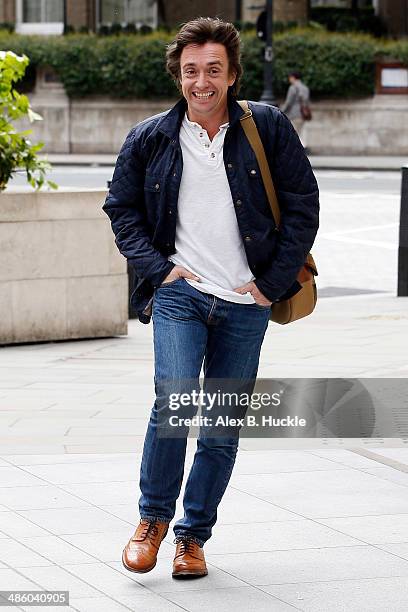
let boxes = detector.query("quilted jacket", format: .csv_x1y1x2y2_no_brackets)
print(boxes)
103,94,319,323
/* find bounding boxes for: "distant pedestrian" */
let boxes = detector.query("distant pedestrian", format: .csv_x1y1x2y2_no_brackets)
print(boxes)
281,71,311,150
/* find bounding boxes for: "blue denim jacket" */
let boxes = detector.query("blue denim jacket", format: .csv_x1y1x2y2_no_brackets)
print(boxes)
103,94,319,323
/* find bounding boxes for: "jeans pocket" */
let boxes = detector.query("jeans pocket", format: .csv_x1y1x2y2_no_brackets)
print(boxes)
158,277,185,288
252,302,271,311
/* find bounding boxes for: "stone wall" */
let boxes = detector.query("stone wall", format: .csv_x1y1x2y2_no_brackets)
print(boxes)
20,92,408,156
304,95,408,155
0,190,128,344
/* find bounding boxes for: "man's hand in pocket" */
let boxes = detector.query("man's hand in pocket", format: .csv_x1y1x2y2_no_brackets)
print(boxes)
161,266,200,285
233,281,272,306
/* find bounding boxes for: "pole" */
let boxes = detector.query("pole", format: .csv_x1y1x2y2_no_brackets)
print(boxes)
259,0,276,106
63,0,67,33
398,166,408,296
236,0,242,23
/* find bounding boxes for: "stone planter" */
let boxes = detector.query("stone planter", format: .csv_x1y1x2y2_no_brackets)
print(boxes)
0,189,128,344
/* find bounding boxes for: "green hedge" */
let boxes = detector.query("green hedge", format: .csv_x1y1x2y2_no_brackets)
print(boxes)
0,29,407,100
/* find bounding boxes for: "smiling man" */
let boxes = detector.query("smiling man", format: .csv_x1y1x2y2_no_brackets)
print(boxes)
103,18,319,579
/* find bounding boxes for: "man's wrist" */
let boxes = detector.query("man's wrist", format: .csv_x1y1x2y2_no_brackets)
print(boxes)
253,279,279,303
152,262,176,288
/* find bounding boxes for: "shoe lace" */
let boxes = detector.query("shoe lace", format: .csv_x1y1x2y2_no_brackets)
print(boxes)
174,537,196,556
136,519,160,542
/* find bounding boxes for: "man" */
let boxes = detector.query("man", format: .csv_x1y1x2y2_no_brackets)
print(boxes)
103,18,319,579
281,70,310,148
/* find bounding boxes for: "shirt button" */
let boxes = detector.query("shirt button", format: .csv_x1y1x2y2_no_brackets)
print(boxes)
204,144,210,148
210,152,216,158
245,236,252,242
199,133,203,137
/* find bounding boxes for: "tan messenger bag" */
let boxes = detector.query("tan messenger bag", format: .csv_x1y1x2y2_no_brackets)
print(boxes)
238,100,318,325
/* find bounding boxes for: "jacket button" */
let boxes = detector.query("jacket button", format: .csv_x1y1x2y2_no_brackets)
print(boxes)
245,236,252,242
227,163,233,168
155,183,160,190
168,210,173,215
250,169,257,175
236,199,242,207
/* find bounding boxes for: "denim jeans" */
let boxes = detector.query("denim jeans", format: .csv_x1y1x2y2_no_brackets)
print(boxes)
139,278,270,546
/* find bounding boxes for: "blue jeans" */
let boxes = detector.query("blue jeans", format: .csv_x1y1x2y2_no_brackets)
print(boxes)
139,278,270,546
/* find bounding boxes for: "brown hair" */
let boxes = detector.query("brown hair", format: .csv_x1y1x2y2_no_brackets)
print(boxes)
166,17,243,97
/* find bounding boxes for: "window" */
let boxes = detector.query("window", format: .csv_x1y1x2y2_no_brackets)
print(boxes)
100,0,157,28
23,0,63,22
16,0,64,34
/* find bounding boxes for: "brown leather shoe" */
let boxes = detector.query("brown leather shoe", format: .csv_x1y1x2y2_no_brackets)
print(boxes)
122,519,168,573
172,538,208,579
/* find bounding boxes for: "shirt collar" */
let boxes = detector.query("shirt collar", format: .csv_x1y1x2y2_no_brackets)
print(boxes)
183,113,229,132
156,93,246,141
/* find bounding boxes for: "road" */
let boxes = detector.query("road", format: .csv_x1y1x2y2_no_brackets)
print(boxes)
6,166,403,194
5,168,403,295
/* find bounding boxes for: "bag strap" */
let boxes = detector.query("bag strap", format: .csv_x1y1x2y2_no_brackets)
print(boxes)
238,100,281,228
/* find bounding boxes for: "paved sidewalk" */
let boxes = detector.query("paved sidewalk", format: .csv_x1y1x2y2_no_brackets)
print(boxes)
0,291,407,455
1,290,408,611
1,166,408,610
39,153,408,171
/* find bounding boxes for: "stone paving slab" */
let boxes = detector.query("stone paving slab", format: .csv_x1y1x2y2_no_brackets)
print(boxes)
1,448,408,610
206,545,408,585
230,468,408,518
261,577,408,612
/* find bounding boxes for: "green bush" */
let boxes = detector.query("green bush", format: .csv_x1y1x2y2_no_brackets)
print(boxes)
0,29,407,100
0,50,56,191
272,30,377,98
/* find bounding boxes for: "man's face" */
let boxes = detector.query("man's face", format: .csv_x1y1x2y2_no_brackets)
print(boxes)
179,42,236,120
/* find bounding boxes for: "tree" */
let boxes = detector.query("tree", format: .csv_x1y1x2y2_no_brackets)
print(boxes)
0,50,57,192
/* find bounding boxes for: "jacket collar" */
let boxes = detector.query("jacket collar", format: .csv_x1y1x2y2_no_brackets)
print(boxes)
156,92,246,141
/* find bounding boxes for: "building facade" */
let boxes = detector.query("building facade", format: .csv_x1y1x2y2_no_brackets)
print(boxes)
0,0,308,33
1,0,406,36
0,1,157,34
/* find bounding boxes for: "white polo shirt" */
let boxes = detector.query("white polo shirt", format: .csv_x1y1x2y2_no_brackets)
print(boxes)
169,113,255,304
